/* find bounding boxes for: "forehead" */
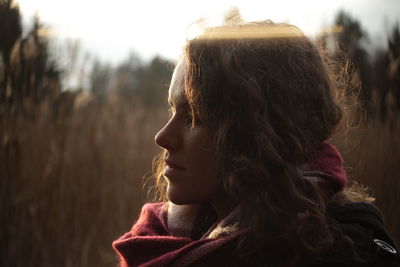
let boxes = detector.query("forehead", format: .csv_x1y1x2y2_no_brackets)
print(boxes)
168,60,185,105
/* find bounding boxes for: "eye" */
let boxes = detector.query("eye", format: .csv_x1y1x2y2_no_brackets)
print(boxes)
181,109,193,125
183,111,202,126
167,105,192,125
169,102,202,126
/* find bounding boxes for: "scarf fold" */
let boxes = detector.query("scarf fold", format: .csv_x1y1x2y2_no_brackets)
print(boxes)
113,142,347,267
113,203,241,267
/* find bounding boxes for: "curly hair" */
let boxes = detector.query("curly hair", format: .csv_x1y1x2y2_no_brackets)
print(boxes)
153,21,352,266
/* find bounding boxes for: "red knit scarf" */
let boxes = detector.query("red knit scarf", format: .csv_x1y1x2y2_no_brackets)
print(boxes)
112,142,347,267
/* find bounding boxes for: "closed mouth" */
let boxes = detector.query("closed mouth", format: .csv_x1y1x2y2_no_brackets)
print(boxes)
165,159,186,170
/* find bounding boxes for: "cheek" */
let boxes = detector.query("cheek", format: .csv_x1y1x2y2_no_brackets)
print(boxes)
166,160,220,205
192,146,216,174
166,133,221,204
189,137,220,193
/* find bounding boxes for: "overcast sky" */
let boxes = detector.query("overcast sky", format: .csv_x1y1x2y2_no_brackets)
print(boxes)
17,0,400,64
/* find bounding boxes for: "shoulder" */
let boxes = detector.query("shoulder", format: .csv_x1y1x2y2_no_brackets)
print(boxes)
129,202,169,236
330,201,397,251
139,202,166,216
311,202,400,267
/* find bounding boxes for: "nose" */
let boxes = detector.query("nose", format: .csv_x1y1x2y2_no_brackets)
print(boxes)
155,119,179,151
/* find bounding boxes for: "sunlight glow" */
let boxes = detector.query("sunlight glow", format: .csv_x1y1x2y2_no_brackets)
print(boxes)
16,0,400,62
198,25,304,40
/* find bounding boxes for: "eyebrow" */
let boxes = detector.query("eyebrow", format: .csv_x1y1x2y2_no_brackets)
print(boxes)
168,99,189,110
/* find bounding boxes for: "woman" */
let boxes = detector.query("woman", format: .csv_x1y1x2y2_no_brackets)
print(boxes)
113,21,399,266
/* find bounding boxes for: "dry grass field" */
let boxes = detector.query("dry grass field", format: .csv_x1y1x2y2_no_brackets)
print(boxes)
337,116,400,243
0,99,167,267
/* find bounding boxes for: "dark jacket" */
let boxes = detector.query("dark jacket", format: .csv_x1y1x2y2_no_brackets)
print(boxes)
309,202,400,267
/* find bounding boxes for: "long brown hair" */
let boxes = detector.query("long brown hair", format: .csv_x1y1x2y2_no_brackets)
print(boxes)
154,21,351,266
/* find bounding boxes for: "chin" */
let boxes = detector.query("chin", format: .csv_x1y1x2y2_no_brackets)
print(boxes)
166,192,193,205
166,185,200,205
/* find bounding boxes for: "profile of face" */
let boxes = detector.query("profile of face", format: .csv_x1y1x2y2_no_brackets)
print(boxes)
154,60,221,205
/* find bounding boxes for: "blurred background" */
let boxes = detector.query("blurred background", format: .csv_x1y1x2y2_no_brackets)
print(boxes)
1,0,399,266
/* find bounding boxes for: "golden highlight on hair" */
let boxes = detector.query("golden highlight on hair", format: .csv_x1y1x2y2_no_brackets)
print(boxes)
198,24,304,40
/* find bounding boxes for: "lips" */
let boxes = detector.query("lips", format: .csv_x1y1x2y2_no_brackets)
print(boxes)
164,158,185,170
164,159,186,178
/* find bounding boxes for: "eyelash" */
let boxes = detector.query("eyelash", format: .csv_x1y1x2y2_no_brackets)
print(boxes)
182,113,193,125
168,107,201,126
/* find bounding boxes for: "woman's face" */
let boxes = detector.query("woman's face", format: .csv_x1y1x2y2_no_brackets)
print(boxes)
155,60,221,205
